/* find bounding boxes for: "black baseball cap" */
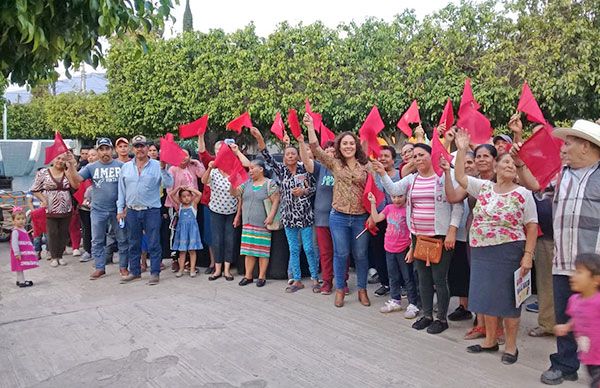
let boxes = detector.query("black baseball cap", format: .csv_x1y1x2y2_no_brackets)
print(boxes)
96,138,113,148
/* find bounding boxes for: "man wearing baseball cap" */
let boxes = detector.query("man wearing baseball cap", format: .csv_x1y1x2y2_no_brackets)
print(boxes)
493,134,513,155
512,119,600,385
117,134,173,285
115,137,131,163
66,138,129,280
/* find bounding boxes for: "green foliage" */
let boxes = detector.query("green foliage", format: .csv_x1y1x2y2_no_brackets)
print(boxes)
0,0,176,86
182,0,193,32
7,99,52,139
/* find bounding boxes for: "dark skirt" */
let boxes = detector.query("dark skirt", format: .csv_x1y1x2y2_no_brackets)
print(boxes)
468,241,525,318
449,241,470,297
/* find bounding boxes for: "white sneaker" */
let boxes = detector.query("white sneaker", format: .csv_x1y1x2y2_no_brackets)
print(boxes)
50,259,59,267
79,252,92,262
58,258,67,266
42,250,51,260
72,249,81,257
404,304,420,319
380,299,403,313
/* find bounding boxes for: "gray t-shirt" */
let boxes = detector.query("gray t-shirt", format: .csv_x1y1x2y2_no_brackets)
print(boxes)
79,159,123,212
240,179,278,227
313,161,334,227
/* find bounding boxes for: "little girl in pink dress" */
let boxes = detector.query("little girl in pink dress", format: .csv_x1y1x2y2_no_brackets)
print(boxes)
9,207,39,287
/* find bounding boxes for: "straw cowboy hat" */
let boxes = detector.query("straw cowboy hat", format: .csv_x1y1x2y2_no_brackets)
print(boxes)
554,120,600,148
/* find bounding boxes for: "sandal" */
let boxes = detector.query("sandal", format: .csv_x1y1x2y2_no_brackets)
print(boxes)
208,273,222,281
467,344,499,353
312,283,321,293
501,349,519,365
464,326,486,340
528,326,553,337
16,280,34,288
285,283,305,293
224,274,234,281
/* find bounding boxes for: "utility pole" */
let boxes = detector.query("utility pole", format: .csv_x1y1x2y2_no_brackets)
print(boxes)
3,103,7,140
80,64,86,92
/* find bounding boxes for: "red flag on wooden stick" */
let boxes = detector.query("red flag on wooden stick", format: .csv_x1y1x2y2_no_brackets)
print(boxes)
518,128,562,190
359,106,385,158
438,98,455,132
305,99,322,133
431,130,454,177
226,112,252,134
288,109,302,139
362,174,385,214
179,115,208,138
320,124,336,148
159,136,187,166
517,82,546,126
44,131,69,164
73,179,92,205
270,112,286,141
213,143,248,187
396,100,421,137
458,78,481,116
457,105,493,145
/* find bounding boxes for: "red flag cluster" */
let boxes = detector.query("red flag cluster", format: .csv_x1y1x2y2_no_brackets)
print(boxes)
270,112,286,141
226,112,253,134
456,78,492,144
359,106,385,157
44,132,69,164
287,109,302,139
396,100,421,137
213,142,248,187
179,115,208,139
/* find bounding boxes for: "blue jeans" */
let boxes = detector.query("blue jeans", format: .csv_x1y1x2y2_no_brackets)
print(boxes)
91,209,128,270
550,275,580,374
386,250,419,305
126,208,162,276
33,234,46,252
328,210,369,290
210,210,236,264
285,226,319,281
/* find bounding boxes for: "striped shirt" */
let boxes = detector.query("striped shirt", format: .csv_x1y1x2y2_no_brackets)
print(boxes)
553,163,600,275
410,175,437,236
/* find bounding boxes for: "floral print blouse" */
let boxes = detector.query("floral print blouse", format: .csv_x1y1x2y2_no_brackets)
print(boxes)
466,177,538,247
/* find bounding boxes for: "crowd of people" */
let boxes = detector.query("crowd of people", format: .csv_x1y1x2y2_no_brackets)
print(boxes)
7,113,600,387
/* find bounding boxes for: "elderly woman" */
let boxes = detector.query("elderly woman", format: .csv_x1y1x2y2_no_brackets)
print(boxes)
377,142,464,335
250,127,319,293
232,159,280,287
454,129,538,365
30,152,75,268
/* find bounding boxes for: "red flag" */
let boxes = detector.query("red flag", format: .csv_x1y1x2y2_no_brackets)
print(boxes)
159,136,187,166
179,115,208,138
457,105,493,145
458,78,481,116
226,112,252,134
305,99,322,133
165,132,175,142
438,98,455,132
213,143,248,187
320,124,336,148
73,179,92,205
362,174,385,214
396,100,421,137
288,109,302,139
431,130,454,177
270,112,286,141
359,106,385,158
517,82,546,125
44,131,69,164
31,207,47,237
518,128,562,190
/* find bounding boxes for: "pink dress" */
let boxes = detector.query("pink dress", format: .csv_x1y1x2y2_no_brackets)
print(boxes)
10,229,39,272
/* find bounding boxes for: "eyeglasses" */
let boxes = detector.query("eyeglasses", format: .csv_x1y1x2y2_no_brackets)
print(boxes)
133,143,147,149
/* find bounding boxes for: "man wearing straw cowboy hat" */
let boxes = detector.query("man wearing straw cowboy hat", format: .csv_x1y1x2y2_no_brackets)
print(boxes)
511,119,600,385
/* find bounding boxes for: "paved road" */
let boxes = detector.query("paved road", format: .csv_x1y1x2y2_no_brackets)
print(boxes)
0,244,589,387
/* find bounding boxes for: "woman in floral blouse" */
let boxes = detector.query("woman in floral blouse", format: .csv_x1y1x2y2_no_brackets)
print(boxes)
250,127,319,293
454,129,538,365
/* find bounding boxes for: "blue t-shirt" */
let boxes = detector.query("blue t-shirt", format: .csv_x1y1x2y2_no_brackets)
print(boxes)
79,159,123,212
313,161,335,227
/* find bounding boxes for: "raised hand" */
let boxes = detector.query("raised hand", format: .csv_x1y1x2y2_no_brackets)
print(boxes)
283,132,291,144
303,112,314,129
508,112,523,134
455,128,471,151
371,160,386,176
367,192,376,203
249,126,262,139
439,156,451,172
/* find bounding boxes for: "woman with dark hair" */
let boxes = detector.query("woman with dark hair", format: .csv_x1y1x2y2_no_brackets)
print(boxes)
148,143,159,160
377,142,464,334
250,127,319,293
305,114,374,307
454,129,538,364
231,158,280,287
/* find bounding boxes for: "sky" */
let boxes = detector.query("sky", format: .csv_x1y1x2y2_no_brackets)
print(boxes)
6,0,462,92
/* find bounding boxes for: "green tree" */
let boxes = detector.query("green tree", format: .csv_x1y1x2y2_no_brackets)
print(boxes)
0,0,176,87
6,99,52,139
182,0,193,32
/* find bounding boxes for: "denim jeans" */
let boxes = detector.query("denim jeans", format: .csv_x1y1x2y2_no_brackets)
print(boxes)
328,210,369,290
210,210,236,264
126,208,162,276
285,226,319,281
549,275,580,375
33,234,46,252
91,209,128,270
369,220,389,286
386,250,419,305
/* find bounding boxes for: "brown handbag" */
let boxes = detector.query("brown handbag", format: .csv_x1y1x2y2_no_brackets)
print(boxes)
414,236,443,266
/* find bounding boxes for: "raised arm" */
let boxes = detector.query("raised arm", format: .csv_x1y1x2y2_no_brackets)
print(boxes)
201,161,214,185
64,153,83,189
197,133,207,154
168,187,182,210
454,129,470,190
439,157,468,203
368,192,386,223
297,134,314,173
510,142,541,191
229,143,251,168
508,113,523,144
188,186,203,206
304,113,336,171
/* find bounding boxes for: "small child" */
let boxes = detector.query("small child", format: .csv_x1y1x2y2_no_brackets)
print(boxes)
9,207,39,287
169,186,203,278
554,253,600,388
368,192,420,319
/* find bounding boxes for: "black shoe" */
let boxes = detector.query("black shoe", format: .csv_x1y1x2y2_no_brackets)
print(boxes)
427,320,449,334
467,344,500,353
540,368,578,385
256,279,266,287
412,316,433,330
448,305,473,321
204,266,215,275
367,273,380,284
208,273,222,281
238,277,253,286
374,285,390,297
501,349,519,365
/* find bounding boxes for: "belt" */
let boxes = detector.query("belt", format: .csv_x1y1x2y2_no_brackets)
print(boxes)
127,205,150,211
